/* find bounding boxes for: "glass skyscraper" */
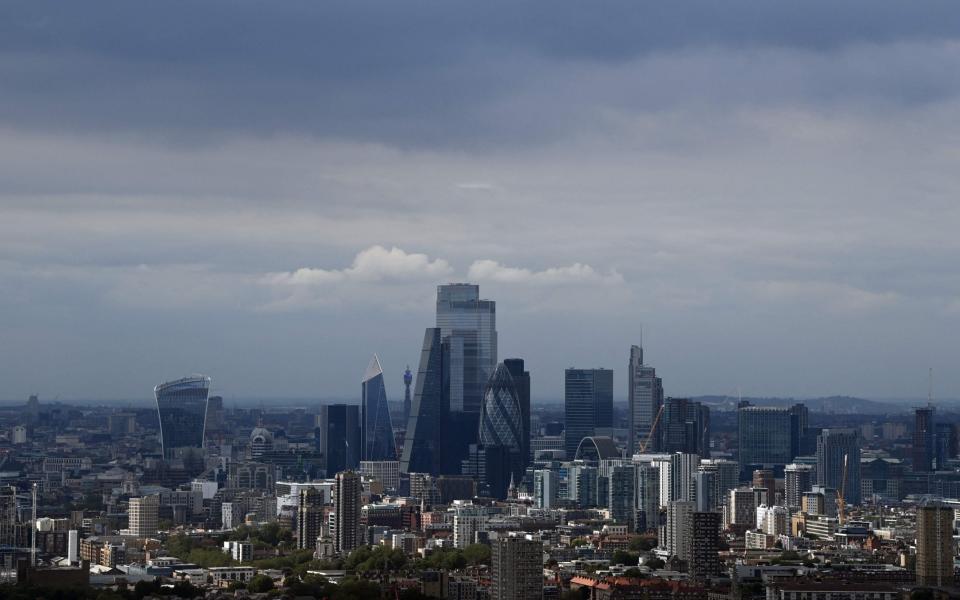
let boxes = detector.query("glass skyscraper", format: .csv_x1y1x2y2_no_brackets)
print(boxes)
154,375,210,459
436,284,496,414
628,345,663,454
401,328,449,475
479,363,523,452
361,354,397,461
320,403,361,476
564,368,614,458
816,428,861,505
503,358,531,472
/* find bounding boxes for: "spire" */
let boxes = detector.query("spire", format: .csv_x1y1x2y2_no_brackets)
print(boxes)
363,353,383,382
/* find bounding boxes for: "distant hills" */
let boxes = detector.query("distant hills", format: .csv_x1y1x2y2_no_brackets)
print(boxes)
693,395,911,415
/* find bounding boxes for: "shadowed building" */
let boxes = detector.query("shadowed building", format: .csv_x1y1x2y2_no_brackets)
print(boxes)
401,328,449,475
628,344,663,454
361,354,397,461
564,368,614,458
154,376,211,459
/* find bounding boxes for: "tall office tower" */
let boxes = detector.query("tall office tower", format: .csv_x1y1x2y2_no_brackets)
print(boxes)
816,428,861,505
784,464,813,511
436,283,497,413
635,464,661,531
789,403,809,456
628,345,664,454
737,405,795,477
670,453,700,503
534,469,559,509
690,512,721,580
662,398,710,456
401,328,449,475
564,368,614,458
297,487,324,550
403,366,413,428
491,533,543,600
334,471,361,554
205,395,224,434
479,362,524,488
916,503,955,587
660,500,695,561
154,376,211,459
569,464,599,508
693,470,715,512
728,488,757,527
608,465,636,530
128,496,159,538
503,358,531,473
698,459,739,509
361,354,397,461
935,422,957,468
752,469,775,507
319,404,361,476
913,407,936,472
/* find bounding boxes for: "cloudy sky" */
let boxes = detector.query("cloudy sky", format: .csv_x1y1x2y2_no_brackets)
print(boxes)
2,1,959,404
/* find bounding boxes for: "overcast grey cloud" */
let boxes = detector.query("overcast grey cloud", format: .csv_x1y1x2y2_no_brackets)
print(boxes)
1,2,959,403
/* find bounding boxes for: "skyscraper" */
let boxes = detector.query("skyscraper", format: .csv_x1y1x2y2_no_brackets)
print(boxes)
662,397,710,457
784,463,813,511
690,511,721,580
660,500,694,561
608,465,636,530
435,283,497,414
491,533,543,600
628,345,663,454
737,404,795,476
816,428,861,506
361,354,397,461
154,375,211,459
913,406,935,472
297,487,324,550
564,368,614,458
334,471,361,555
319,404,360,476
534,469,559,509
128,496,159,538
401,328,449,475
635,463,660,531
403,366,413,428
503,358,531,473
916,503,954,587
478,363,525,493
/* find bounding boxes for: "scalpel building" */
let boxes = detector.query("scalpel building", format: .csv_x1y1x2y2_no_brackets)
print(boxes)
154,375,211,459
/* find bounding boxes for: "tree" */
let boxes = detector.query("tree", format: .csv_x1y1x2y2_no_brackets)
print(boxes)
644,556,665,570
462,543,491,565
560,587,589,600
611,550,640,566
248,573,275,593
628,536,655,552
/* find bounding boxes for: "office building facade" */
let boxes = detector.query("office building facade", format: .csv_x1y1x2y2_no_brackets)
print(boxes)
401,328,449,475
436,283,497,414
816,428,861,506
913,407,935,472
334,471,362,555
361,354,397,462
319,404,361,476
154,376,211,459
491,533,543,600
564,368,614,458
503,358,531,473
628,345,664,454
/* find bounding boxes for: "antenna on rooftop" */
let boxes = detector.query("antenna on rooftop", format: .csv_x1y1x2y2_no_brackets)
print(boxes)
928,367,934,406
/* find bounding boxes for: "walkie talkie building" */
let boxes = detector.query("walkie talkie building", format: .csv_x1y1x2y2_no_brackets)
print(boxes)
154,375,211,459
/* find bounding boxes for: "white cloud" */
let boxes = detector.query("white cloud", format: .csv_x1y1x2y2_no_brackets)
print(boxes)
467,259,624,286
264,245,452,286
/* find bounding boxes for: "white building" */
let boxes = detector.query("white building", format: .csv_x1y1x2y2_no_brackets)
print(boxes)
453,503,488,548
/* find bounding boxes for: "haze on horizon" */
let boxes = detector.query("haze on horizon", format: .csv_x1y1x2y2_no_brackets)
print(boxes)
1,2,959,403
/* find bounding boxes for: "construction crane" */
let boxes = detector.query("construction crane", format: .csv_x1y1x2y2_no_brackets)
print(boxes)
638,404,665,454
837,453,849,526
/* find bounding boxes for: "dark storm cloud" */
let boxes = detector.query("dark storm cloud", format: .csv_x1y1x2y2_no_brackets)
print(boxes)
2,1,960,146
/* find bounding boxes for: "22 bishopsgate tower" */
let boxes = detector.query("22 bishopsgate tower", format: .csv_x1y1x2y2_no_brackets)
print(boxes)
402,284,499,475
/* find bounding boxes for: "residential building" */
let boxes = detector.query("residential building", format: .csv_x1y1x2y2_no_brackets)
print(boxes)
335,471,362,554
490,533,543,600
916,503,954,587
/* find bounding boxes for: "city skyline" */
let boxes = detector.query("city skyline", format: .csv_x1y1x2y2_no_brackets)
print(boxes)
3,4,960,403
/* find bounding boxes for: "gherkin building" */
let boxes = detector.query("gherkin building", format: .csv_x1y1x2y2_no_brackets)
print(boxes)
479,363,522,451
